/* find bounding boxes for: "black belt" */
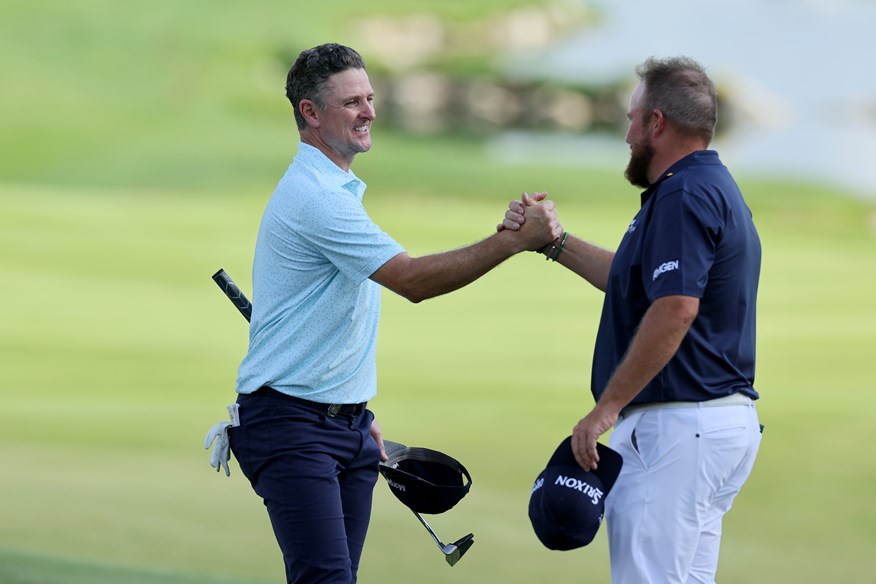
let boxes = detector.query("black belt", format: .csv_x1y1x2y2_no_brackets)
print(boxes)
253,386,366,417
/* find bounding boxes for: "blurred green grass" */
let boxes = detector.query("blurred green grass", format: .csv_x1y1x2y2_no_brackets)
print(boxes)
2,1,876,583
2,169,874,583
0,0,539,190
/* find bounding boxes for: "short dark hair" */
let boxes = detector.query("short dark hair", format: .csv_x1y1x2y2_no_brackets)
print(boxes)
636,56,717,144
285,43,367,130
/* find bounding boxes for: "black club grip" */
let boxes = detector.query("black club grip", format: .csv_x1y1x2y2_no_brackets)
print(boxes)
212,269,252,323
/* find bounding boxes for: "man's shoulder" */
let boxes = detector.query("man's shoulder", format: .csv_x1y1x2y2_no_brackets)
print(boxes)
657,153,737,201
276,153,345,199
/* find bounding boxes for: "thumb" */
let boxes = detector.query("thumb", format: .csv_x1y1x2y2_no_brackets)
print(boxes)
530,191,548,202
521,192,534,206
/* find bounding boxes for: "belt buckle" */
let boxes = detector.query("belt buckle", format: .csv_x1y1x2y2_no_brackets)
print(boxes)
327,404,342,417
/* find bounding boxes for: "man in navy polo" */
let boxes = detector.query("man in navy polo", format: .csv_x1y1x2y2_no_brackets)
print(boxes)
502,56,762,583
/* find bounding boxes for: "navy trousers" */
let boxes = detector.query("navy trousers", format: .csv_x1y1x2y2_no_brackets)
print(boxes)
229,390,380,584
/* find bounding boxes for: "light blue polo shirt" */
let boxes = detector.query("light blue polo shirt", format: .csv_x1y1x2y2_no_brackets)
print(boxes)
235,142,405,403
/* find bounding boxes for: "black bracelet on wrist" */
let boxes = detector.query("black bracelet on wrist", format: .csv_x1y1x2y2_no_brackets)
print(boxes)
537,241,555,255
538,238,558,259
550,232,569,262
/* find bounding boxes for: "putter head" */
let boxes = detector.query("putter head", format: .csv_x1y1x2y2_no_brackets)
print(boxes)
444,533,474,567
410,498,475,567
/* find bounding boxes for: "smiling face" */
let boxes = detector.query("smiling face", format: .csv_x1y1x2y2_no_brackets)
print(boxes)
303,68,375,171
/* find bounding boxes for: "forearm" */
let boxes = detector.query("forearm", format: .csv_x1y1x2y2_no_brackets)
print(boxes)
596,295,699,413
540,234,614,292
372,230,524,303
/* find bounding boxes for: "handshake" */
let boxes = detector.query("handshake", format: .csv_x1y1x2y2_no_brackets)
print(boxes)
496,192,567,260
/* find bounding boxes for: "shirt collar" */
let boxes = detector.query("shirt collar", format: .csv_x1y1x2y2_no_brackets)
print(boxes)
640,149,719,206
294,142,366,198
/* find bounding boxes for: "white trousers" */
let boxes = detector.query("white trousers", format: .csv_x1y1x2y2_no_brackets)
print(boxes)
606,400,761,584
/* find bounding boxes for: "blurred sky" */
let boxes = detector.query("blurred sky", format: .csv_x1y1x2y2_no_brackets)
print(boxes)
499,0,876,199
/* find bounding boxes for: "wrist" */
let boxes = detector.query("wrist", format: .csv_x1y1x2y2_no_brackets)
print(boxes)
594,397,624,420
495,227,529,256
537,232,568,261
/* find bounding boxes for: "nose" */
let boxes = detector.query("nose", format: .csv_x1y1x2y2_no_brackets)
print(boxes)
363,100,376,120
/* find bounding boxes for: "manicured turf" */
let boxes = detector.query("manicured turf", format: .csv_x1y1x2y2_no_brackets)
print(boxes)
2,1,875,581
2,165,874,582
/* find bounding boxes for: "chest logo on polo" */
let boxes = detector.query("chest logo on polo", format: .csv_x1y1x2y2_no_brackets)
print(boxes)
626,219,638,234
653,260,679,281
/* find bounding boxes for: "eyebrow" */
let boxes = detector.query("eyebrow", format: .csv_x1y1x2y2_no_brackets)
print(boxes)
338,91,375,102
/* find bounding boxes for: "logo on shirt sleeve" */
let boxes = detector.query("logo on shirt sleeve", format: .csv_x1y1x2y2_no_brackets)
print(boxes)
652,260,680,281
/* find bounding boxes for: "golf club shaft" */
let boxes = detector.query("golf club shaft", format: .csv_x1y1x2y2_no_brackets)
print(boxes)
212,269,473,564
212,269,252,323
413,510,447,550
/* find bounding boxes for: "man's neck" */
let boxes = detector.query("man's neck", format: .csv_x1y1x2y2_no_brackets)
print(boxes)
648,140,707,183
300,133,354,172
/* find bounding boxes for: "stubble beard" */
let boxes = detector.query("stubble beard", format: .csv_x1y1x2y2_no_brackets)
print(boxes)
325,131,371,168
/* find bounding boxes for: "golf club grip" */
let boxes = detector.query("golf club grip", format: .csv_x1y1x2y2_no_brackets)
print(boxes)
212,269,252,323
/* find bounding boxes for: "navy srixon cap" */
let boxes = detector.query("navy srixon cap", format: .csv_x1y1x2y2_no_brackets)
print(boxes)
379,440,472,515
529,436,623,550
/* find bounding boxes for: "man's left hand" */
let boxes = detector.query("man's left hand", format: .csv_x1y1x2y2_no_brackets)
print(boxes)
370,418,388,462
571,405,619,471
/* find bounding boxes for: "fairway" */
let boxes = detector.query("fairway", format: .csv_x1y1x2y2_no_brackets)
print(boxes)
2,0,876,581
2,166,875,583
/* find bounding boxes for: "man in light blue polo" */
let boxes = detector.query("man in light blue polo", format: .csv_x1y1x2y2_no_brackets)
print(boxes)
227,43,563,584
234,140,402,405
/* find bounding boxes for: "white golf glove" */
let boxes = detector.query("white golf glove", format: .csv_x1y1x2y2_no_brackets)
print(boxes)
204,421,232,476
204,403,240,477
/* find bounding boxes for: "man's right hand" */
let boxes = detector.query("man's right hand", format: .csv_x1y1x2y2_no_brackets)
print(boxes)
497,192,562,251
521,197,562,251
496,191,543,232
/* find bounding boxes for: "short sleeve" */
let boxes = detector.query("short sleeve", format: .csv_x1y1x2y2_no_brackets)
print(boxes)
642,189,723,300
295,187,404,284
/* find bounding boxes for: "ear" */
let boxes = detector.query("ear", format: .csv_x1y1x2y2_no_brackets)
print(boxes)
299,99,320,128
649,109,667,138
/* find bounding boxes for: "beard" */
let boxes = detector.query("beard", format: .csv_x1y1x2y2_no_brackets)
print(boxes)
624,139,655,189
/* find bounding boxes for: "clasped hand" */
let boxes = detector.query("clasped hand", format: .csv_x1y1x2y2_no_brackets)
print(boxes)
497,191,562,250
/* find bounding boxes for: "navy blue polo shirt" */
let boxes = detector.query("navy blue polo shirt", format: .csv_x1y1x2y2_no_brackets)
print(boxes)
591,150,761,404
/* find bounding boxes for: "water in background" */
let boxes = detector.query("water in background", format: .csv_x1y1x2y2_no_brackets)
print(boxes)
498,0,876,199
